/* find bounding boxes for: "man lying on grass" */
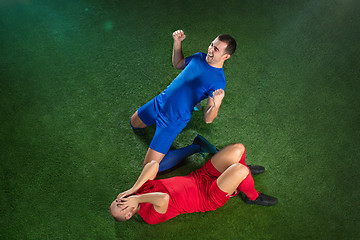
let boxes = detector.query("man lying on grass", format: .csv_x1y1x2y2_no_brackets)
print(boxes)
110,141,277,224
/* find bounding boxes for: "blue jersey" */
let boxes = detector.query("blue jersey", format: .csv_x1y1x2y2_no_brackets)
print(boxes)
156,52,226,122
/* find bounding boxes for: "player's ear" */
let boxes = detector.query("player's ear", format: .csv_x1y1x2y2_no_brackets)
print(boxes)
125,212,132,220
223,53,231,60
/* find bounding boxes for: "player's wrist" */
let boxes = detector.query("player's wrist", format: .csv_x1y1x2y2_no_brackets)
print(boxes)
129,186,138,194
173,40,182,46
136,194,147,204
133,195,140,202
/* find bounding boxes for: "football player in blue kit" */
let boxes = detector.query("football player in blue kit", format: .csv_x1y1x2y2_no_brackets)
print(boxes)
129,30,237,173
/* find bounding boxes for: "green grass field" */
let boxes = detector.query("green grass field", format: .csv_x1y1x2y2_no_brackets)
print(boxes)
1,0,360,239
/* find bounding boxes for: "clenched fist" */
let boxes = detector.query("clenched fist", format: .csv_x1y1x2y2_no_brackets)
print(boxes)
173,30,186,42
212,89,225,106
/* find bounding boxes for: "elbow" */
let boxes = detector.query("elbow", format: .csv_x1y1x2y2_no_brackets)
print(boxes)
156,193,170,214
204,115,214,124
163,193,170,202
204,118,213,124
172,60,179,69
173,64,183,70
162,193,170,206
173,59,185,70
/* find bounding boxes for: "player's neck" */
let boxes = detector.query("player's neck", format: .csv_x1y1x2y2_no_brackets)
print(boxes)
207,61,224,69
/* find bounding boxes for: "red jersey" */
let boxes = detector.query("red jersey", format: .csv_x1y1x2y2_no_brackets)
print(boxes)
137,160,232,224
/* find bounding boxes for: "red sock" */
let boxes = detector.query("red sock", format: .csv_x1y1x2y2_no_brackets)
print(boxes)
237,149,259,201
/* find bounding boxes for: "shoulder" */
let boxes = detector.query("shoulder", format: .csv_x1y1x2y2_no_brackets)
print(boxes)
193,52,205,57
138,203,167,225
186,52,205,61
198,52,206,58
185,52,205,67
197,52,207,61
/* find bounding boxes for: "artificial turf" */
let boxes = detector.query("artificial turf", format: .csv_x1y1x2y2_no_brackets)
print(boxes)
1,0,360,239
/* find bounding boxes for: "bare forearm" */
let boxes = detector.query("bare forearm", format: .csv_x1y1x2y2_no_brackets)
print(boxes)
204,103,220,124
137,192,167,204
172,41,185,69
131,161,159,191
204,89,224,123
137,192,169,213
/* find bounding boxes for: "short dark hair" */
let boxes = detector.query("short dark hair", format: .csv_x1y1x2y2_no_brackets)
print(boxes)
218,34,237,55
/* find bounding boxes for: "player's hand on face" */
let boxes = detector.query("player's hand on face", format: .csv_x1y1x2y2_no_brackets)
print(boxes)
212,89,225,105
117,188,135,201
115,198,127,210
118,195,138,211
172,30,186,42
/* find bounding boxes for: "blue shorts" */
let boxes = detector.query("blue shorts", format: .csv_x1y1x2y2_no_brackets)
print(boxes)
137,97,189,154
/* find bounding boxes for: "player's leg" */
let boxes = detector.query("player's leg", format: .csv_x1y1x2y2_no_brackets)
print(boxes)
143,120,187,166
210,143,246,173
201,143,277,206
158,145,200,172
143,147,165,165
210,143,259,200
158,135,219,172
216,163,249,195
130,98,158,129
130,110,147,129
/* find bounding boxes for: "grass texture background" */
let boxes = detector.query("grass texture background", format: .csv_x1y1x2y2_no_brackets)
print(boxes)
1,0,359,239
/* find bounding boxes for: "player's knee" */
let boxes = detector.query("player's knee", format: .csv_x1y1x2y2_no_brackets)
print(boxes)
149,160,160,167
231,143,245,158
129,117,137,129
130,113,138,127
234,163,249,178
130,111,145,129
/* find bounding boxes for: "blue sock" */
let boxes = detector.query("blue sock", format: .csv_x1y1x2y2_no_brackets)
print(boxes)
159,144,201,172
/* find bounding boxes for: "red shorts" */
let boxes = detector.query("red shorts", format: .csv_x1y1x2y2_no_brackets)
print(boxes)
138,159,235,216
190,159,236,211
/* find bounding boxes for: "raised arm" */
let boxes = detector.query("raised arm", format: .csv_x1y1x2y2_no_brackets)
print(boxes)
117,160,159,200
172,30,186,70
121,192,170,214
204,89,225,124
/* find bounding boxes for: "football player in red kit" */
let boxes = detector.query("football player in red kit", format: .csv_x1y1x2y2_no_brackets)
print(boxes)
110,142,277,224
